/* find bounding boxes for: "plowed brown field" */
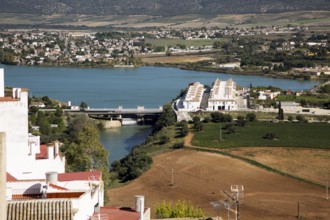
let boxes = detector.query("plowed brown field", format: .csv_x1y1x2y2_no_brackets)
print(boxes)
108,149,329,220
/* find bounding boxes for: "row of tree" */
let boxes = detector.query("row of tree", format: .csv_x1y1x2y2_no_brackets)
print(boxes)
28,103,111,202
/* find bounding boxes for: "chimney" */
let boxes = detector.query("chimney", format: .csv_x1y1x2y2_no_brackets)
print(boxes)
12,88,21,99
47,146,54,160
46,172,58,185
0,69,4,97
135,195,145,220
54,141,59,155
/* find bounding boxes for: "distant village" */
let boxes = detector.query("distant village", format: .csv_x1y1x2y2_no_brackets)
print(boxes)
0,25,329,79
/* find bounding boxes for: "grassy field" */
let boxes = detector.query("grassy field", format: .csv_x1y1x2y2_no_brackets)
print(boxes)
139,55,213,64
191,122,330,149
226,147,330,184
278,94,330,103
145,38,225,48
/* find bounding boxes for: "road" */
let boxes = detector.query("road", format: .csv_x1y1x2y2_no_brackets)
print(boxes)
310,80,330,94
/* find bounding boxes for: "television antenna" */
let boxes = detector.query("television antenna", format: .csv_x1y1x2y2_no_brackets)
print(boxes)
218,185,244,220
209,201,221,220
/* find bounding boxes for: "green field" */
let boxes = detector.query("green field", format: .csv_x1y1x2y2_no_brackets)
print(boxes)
191,122,330,149
278,94,330,102
145,38,227,48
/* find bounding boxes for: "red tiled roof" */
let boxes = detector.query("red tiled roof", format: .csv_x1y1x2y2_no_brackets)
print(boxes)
92,207,142,220
0,97,19,102
58,171,102,182
36,144,48,160
6,172,17,182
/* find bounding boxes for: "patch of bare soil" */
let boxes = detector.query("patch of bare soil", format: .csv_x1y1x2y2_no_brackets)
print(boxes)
109,149,329,219
226,147,330,185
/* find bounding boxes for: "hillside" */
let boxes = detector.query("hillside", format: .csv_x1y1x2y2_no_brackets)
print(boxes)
1,0,330,16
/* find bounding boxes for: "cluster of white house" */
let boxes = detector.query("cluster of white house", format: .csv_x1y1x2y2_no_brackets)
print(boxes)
0,69,150,220
179,78,247,112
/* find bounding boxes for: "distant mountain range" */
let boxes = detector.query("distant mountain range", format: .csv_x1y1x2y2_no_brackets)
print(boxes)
0,0,329,16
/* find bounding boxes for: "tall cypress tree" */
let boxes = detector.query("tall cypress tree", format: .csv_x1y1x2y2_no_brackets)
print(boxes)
278,101,284,120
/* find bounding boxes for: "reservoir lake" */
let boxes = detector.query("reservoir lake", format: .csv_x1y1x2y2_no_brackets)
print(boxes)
1,65,320,163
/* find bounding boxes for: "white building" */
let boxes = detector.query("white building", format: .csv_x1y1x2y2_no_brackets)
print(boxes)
207,78,238,111
0,68,150,220
6,171,105,220
0,69,65,180
258,90,281,100
182,82,204,111
218,62,241,70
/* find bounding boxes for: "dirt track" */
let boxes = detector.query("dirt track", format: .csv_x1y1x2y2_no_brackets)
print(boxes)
109,149,329,219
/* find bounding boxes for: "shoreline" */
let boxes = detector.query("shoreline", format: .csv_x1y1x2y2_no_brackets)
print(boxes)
5,62,325,82
147,62,327,81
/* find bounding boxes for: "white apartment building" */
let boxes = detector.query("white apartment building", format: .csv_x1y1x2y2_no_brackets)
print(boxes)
207,78,238,111
182,82,204,111
0,68,150,220
0,69,65,180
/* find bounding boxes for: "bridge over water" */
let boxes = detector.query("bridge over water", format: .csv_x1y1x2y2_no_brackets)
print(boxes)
62,106,164,126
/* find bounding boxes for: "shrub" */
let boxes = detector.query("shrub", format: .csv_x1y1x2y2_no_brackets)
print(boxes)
223,123,235,134
210,112,224,123
203,116,211,123
246,112,257,122
223,114,233,122
263,132,277,140
176,120,188,127
159,134,170,144
179,125,189,137
211,112,233,123
173,142,184,149
296,115,308,123
155,200,204,219
193,116,201,124
194,121,204,131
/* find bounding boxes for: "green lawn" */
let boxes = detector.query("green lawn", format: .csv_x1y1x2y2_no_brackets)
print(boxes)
191,122,330,149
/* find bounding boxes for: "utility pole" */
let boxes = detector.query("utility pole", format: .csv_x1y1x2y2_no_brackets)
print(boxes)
326,179,329,200
171,168,174,186
297,202,300,219
236,200,239,220
224,200,230,220
220,126,222,141
1,47,4,63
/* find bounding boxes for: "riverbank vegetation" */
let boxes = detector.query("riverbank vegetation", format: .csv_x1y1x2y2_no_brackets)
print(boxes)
110,103,187,185
62,115,110,201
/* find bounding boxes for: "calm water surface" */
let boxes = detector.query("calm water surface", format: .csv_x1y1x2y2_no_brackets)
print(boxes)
2,65,319,108
100,126,152,164
1,65,320,162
